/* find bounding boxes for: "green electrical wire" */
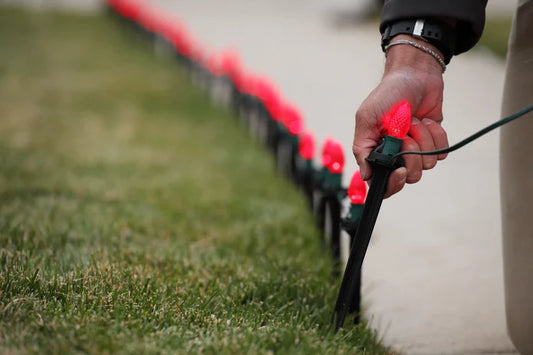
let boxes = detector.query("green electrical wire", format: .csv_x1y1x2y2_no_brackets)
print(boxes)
394,103,533,158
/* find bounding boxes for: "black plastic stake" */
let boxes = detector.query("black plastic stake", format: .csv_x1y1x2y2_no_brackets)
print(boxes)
331,135,403,332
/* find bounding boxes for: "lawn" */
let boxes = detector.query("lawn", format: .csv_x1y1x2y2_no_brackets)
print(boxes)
0,7,387,354
478,16,513,59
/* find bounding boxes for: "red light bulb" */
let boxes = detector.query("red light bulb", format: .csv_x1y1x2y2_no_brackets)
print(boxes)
154,12,174,37
254,77,283,120
220,50,241,76
383,100,411,139
190,43,206,64
289,116,304,136
230,67,245,92
241,73,258,95
207,52,224,76
255,77,274,101
165,22,192,56
281,103,304,136
139,6,159,32
298,131,315,160
115,0,142,21
266,94,283,121
321,138,335,167
327,140,345,174
347,170,367,204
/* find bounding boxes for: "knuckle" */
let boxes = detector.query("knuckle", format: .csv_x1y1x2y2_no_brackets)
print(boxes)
352,144,362,157
355,105,373,124
352,144,365,163
430,121,448,142
404,140,419,152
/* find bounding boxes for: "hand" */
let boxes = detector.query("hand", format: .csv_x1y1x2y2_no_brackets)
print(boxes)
352,35,449,198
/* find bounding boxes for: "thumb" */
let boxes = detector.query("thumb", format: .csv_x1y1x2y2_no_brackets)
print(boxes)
352,142,373,181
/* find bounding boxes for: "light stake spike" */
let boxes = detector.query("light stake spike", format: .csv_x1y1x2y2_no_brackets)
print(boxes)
314,139,345,262
250,79,282,153
339,170,367,323
332,101,411,332
297,131,315,208
274,102,303,181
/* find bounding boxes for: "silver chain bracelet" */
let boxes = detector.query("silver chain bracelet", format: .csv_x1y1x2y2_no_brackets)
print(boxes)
384,39,447,73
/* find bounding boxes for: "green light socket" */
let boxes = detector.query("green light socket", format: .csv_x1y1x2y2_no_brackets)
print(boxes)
347,204,363,223
382,135,403,155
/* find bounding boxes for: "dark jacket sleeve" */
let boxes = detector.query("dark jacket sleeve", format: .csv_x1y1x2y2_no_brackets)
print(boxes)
380,0,488,55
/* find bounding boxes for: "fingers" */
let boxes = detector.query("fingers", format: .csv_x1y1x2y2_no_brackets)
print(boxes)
368,120,449,199
352,68,447,199
409,118,437,169
354,117,448,199
401,125,449,185
384,167,407,198
421,118,449,160
382,119,448,198
401,136,423,184
366,136,423,200
353,104,385,181
352,142,372,181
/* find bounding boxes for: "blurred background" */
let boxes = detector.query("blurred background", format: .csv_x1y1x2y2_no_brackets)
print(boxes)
1,0,518,353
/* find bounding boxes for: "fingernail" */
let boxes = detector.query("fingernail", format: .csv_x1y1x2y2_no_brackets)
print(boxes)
398,174,406,185
423,119,433,126
398,168,407,184
361,168,372,181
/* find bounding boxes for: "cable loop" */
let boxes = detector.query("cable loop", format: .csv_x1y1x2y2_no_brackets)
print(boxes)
393,104,533,158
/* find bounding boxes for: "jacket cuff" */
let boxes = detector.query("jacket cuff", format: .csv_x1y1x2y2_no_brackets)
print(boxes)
380,0,488,55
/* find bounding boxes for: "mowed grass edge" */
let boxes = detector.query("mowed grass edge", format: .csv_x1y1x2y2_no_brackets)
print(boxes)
0,7,388,354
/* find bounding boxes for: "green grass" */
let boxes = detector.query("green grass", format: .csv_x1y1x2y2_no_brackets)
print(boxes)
477,17,513,59
0,7,387,354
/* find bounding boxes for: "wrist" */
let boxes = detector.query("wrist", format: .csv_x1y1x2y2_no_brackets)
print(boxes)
384,35,445,76
380,18,456,63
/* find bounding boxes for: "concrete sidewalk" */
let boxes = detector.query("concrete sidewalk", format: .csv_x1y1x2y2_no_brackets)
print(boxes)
148,1,518,353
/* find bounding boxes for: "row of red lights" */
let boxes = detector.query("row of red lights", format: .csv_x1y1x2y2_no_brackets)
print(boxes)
104,0,368,205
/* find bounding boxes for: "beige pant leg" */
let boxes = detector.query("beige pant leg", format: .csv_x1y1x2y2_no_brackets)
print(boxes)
500,0,533,353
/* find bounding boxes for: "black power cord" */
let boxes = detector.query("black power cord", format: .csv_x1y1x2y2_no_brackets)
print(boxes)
394,104,533,158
